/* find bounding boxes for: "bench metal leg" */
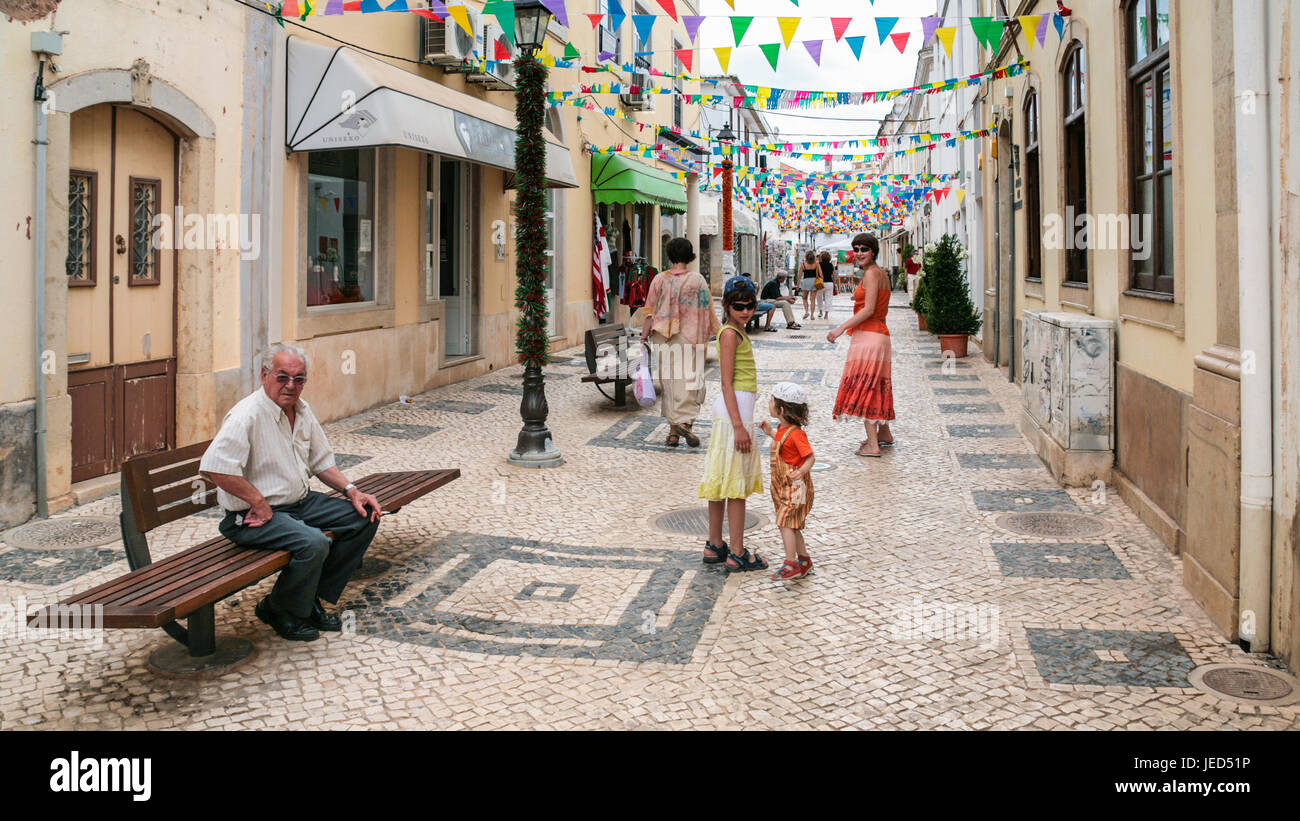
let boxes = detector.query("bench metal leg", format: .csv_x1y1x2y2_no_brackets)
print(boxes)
147,603,255,676
614,380,627,407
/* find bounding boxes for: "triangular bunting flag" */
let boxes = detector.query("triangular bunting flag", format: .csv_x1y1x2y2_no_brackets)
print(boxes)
759,42,781,71
383,0,407,11
1018,16,1042,49
875,17,898,45
323,0,342,14
969,17,1004,50
778,17,800,48
494,38,511,60
674,48,693,73
830,17,851,42
731,16,753,47
846,35,866,60
633,14,655,46
484,1,514,45
540,0,567,29
956,189,967,205
683,15,704,44
563,42,580,61
655,0,676,22
921,16,942,45
802,39,822,66
586,13,603,28
448,4,472,35
890,31,910,53
714,46,732,73
282,0,300,16
360,0,383,12
1036,14,1051,47
935,26,956,58
1053,12,1065,38
607,0,625,33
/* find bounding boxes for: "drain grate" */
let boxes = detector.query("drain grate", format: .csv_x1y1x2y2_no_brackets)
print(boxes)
1189,663,1300,705
649,507,764,535
995,511,1109,539
3,516,121,550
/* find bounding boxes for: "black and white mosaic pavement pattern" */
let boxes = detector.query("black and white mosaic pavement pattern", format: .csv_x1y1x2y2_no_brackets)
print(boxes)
939,403,1004,414
992,543,1132,580
1026,628,1195,687
947,424,1020,438
343,532,728,663
332,453,372,471
587,416,774,455
972,489,1079,512
351,422,443,440
424,399,495,415
955,454,1042,470
0,547,123,586
933,388,992,396
927,374,980,382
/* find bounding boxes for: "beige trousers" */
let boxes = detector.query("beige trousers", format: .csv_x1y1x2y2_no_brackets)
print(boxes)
650,332,708,425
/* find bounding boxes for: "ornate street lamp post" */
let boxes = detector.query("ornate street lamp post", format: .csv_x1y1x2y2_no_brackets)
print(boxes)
508,0,563,467
716,121,736,278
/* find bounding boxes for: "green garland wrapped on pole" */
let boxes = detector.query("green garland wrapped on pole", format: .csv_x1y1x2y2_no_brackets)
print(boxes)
508,8,564,468
513,53,549,371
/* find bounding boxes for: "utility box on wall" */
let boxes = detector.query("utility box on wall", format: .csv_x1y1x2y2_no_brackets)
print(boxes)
1018,311,1114,485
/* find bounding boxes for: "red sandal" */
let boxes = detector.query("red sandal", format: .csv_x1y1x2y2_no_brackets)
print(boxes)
798,556,813,578
771,560,803,581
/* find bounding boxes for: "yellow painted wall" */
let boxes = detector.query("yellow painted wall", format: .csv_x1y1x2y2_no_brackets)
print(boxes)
1000,0,1217,396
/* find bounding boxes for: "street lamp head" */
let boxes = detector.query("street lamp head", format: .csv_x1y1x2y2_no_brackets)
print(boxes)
514,0,552,56
715,122,735,142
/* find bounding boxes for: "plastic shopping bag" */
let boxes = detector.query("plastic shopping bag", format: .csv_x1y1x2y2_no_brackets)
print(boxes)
634,349,657,407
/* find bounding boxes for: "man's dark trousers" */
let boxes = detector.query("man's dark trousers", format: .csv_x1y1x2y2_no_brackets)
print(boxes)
219,491,379,618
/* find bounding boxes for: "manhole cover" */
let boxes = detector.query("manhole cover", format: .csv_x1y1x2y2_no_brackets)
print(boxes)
3,516,120,550
811,460,835,472
1189,664,1300,705
649,507,764,535
995,511,1109,539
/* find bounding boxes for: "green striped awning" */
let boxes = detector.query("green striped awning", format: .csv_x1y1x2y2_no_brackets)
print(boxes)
590,154,688,215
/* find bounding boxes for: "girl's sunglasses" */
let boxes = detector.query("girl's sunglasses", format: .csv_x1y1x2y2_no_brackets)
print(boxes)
731,301,757,311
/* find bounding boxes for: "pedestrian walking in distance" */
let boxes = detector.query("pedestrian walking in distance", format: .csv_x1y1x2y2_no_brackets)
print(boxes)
698,276,768,572
827,233,896,456
799,251,819,320
759,382,815,580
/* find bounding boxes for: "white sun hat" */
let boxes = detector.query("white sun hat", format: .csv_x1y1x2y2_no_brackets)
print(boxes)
771,381,809,405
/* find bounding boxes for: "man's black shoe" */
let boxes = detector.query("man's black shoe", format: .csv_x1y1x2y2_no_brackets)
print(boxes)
310,599,343,632
254,597,320,642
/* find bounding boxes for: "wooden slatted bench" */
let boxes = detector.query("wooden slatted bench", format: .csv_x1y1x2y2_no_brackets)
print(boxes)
581,324,637,407
27,439,459,673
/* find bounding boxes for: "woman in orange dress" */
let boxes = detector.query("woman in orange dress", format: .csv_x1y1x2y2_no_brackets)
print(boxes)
827,233,895,456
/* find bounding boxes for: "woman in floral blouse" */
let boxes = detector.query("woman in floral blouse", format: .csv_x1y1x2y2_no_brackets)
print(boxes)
641,238,719,447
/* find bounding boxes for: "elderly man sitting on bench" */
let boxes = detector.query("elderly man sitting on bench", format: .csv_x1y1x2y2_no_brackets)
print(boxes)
199,343,383,642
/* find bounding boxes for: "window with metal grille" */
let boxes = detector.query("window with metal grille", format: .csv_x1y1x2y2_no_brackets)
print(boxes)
67,170,96,286
1127,0,1173,294
598,0,621,62
130,177,161,285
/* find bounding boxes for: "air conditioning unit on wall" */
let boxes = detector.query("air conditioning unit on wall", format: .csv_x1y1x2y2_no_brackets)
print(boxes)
621,72,653,111
467,23,516,90
421,6,481,66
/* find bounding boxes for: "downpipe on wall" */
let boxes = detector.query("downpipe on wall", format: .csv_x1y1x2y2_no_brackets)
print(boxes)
1233,0,1274,652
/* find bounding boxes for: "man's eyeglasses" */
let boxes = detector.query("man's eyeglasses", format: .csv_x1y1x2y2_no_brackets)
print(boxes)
273,373,308,387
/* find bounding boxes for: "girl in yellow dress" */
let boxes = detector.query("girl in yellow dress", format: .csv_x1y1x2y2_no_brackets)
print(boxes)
698,276,767,572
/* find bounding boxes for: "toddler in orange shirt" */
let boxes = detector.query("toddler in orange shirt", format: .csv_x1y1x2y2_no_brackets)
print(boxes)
759,382,815,580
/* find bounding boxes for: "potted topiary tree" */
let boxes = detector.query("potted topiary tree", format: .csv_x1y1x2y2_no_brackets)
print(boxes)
922,233,981,356
911,271,932,331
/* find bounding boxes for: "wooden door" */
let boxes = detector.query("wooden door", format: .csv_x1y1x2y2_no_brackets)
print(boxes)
66,105,177,482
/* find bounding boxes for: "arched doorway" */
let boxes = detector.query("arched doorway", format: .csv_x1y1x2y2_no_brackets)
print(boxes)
65,104,179,481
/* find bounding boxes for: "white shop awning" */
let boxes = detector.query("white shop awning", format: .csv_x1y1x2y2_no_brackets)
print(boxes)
285,36,577,188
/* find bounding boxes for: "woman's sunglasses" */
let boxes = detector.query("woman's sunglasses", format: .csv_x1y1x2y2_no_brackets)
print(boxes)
853,245,871,252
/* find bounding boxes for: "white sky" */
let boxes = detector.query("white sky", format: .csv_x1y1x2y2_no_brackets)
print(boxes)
696,0,938,170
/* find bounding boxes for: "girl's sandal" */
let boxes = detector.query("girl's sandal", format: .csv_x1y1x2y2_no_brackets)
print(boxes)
798,556,813,577
771,560,803,581
725,549,769,573
702,540,729,564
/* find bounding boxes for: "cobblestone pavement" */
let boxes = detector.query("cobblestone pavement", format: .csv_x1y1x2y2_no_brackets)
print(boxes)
3,293,1297,730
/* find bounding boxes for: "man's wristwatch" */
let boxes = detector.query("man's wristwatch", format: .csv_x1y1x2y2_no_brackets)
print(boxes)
344,483,357,494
